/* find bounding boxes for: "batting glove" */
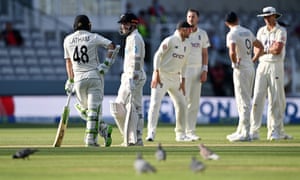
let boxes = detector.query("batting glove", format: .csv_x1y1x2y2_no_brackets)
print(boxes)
65,79,74,94
97,63,110,75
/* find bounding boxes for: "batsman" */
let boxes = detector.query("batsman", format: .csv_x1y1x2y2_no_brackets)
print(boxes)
110,13,146,146
63,14,119,147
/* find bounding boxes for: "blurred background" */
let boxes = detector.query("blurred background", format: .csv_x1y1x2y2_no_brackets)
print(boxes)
1,0,300,124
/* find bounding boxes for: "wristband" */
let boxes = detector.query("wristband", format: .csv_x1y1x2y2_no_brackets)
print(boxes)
69,79,74,83
202,65,208,72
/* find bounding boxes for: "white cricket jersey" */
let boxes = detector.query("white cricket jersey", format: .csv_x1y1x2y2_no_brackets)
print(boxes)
153,30,190,76
257,23,287,62
187,27,210,66
123,29,145,75
226,25,256,69
63,30,112,81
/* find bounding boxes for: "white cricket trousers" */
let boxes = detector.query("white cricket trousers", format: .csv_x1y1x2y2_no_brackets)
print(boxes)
147,72,187,137
233,66,255,137
185,66,202,136
250,61,286,137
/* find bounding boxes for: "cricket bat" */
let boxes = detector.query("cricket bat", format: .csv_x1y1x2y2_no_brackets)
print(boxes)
53,93,72,147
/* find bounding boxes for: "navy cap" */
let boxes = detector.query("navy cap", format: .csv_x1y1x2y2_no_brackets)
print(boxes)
176,20,193,29
225,12,238,23
118,13,139,24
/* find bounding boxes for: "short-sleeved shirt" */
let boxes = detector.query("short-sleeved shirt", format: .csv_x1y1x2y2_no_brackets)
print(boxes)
226,25,256,69
153,30,190,76
187,27,210,66
256,23,287,62
63,30,112,81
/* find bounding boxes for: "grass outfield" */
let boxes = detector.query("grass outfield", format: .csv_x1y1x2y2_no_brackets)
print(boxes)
0,124,300,180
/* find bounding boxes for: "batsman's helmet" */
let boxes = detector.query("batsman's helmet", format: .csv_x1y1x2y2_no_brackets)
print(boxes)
118,13,139,25
73,15,91,32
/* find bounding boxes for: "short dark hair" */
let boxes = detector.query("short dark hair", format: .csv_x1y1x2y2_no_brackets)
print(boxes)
176,20,193,29
187,8,199,17
225,11,238,23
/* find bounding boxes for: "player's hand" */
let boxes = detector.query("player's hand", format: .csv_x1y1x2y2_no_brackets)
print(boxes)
151,70,163,88
97,63,110,74
65,79,74,94
179,82,185,96
199,71,207,83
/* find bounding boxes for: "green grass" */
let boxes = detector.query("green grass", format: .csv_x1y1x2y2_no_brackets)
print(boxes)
0,124,300,180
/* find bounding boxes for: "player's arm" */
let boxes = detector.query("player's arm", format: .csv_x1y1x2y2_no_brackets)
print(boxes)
268,41,284,55
252,39,264,62
65,58,74,94
200,47,208,83
66,58,74,80
151,38,170,88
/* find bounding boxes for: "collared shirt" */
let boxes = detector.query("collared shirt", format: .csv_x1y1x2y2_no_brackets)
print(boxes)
63,30,112,81
153,30,190,76
257,23,287,62
187,27,210,66
226,25,256,69
123,29,145,74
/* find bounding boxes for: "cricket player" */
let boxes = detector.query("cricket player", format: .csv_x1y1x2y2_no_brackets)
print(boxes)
224,12,264,142
145,20,192,142
64,15,118,147
250,7,292,140
110,13,146,146
185,9,210,141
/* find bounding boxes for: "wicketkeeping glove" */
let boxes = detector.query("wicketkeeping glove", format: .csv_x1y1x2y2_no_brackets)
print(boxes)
65,79,74,94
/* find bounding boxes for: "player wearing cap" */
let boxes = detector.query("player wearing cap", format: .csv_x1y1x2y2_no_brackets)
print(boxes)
145,20,192,142
250,7,292,140
185,9,210,141
224,12,264,142
110,13,146,146
63,15,118,147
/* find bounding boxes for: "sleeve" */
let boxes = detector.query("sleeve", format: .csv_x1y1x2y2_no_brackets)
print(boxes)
132,36,144,72
202,31,211,48
226,32,236,48
95,34,112,49
276,28,287,44
63,38,70,60
153,37,171,70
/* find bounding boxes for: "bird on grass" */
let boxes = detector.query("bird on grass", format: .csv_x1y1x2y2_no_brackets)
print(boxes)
12,148,38,159
155,143,166,161
190,156,205,173
199,143,219,160
134,152,157,174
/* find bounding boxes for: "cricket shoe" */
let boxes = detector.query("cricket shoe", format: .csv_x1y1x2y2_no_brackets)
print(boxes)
186,134,201,141
85,142,100,147
227,133,250,142
175,135,193,142
249,132,260,141
226,131,240,141
145,132,155,142
268,132,293,141
74,103,87,121
99,122,113,147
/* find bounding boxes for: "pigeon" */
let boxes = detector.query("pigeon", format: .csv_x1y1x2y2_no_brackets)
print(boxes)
12,148,38,159
190,156,205,173
155,143,166,161
199,144,219,160
134,152,157,174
